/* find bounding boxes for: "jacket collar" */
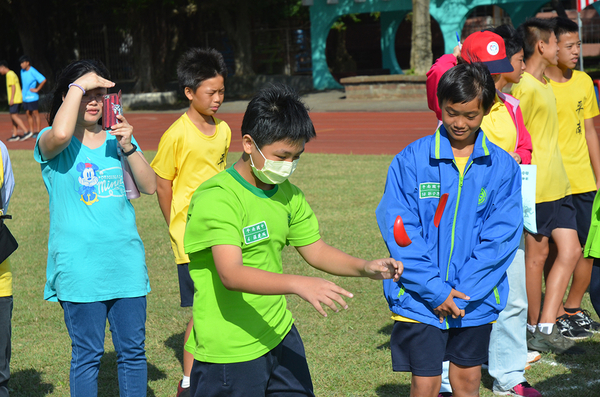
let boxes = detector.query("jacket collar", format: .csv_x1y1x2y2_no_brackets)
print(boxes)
431,124,491,161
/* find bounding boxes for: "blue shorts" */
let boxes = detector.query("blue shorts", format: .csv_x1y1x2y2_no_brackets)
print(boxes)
390,321,492,377
177,263,194,307
22,101,38,112
535,195,577,238
8,104,20,114
573,191,595,246
190,325,314,397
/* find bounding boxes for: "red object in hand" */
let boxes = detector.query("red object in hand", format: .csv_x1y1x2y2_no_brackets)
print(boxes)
434,193,449,228
393,215,412,247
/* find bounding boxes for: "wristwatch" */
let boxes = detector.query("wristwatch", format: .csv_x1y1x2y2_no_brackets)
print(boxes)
123,143,137,157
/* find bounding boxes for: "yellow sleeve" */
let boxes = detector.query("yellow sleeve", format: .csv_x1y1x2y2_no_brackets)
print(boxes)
151,128,179,181
584,74,600,120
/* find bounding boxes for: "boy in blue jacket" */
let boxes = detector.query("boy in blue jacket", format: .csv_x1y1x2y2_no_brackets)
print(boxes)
376,63,523,397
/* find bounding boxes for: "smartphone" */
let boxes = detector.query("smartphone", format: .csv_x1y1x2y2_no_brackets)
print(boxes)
102,91,122,130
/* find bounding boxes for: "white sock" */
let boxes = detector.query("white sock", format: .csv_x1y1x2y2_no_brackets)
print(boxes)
538,323,554,335
527,323,536,333
181,375,190,389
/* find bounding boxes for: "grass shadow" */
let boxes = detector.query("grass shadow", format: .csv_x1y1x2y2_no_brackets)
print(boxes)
9,368,53,396
164,331,185,368
376,323,394,350
375,383,411,396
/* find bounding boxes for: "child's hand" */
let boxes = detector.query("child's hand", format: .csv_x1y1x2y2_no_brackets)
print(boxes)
109,114,134,150
433,289,470,323
363,258,403,281
509,152,522,164
73,72,115,92
294,276,354,317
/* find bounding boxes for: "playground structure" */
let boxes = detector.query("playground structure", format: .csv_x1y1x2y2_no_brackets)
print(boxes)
305,0,600,89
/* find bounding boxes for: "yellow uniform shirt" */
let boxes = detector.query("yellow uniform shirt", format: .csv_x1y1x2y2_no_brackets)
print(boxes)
549,70,600,194
511,72,571,203
480,95,517,154
5,70,22,105
151,113,231,264
0,157,11,297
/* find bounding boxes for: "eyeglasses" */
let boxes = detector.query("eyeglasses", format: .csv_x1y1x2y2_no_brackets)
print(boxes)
82,93,105,103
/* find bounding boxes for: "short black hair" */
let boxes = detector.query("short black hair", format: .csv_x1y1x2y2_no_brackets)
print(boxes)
241,84,316,148
19,55,30,63
518,18,555,61
437,63,495,113
493,25,524,59
0,60,8,68
552,16,579,41
177,48,227,94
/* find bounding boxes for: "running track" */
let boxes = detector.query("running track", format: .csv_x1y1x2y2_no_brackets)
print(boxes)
0,112,440,155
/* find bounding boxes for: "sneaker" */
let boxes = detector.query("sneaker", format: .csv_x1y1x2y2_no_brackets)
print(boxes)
6,136,20,142
527,326,585,354
494,381,541,397
21,131,33,140
527,350,541,364
176,380,190,397
567,309,600,333
556,314,593,340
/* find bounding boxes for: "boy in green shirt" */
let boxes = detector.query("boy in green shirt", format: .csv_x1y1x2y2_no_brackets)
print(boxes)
183,84,401,396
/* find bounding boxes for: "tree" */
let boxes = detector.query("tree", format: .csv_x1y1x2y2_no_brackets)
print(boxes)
410,0,432,75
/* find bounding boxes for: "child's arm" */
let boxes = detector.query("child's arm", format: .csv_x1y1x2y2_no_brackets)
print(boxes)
426,53,458,120
156,176,173,225
294,238,401,280
584,117,600,189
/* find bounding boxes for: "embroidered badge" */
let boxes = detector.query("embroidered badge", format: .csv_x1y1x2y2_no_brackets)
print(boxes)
419,183,440,199
478,187,487,205
243,221,269,245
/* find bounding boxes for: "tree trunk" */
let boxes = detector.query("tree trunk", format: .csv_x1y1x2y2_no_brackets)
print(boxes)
410,0,432,75
217,1,255,77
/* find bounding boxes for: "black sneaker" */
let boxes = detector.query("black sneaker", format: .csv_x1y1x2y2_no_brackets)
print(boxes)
21,131,33,140
568,309,600,333
527,326,585,354
556,314,593,340
6,135,20,142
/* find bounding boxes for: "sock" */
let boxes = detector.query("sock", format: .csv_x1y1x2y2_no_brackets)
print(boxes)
538,323,554,335
527,323,536,333
564,307,581,315
181,375,190,389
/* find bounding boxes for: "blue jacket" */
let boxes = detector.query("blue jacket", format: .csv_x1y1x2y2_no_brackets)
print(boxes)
376,126,523,329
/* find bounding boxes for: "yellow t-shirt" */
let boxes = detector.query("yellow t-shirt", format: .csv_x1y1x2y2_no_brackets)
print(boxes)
5,70,22,105
480,95,517,154
151,113,231,264
549,70,600,194
454,155,469,175
0,157,11,297
511,72,571,203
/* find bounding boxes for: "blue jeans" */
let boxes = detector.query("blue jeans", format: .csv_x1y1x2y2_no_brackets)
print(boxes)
61,297,147,397
440,239,528,393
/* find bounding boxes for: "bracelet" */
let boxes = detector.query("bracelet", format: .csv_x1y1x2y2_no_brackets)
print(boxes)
123,143,137,157
68,83,86,95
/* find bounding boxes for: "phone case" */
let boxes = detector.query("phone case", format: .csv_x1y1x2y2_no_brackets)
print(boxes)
102,91,122,130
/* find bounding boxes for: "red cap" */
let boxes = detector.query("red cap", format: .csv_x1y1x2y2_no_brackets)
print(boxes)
460,31,514,74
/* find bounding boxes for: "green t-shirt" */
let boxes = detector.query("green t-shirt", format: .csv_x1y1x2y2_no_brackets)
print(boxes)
184,166,321,364
584,191,600,258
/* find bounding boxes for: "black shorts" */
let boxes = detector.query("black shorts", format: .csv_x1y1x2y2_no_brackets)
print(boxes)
177,263,194,307
22,101,38,112
390,321,492,377
535,196,578,238
572,191,596,246
8,104,20,114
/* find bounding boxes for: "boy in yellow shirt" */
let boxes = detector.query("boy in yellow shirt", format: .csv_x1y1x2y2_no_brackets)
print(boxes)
511,18,583,354
545,16,600,339
150,48,231,397
0,60,29,142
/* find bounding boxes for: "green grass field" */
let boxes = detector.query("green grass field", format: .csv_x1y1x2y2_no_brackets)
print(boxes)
5,149,600,396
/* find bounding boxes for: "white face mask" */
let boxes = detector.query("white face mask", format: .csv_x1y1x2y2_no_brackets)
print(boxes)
250,142,299,185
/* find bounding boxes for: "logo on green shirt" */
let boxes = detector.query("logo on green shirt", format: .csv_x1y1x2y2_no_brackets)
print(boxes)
243,221,269,245
419,183,440,199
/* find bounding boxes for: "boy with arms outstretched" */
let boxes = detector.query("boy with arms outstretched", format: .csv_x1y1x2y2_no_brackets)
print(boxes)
183,84,401,397
377,63,523,397
150,48,230,396
544,16,600,339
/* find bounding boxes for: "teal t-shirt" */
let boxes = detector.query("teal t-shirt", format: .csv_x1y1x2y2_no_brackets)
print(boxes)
34,127,150,302
184,166,320,364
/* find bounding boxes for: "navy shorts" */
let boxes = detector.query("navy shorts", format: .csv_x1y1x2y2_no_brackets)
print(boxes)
22,101,38,112
177,263,194,307
573,191,595,246
190,325,314,397
8,104,20,114
535,195,578,238
390,321,492,377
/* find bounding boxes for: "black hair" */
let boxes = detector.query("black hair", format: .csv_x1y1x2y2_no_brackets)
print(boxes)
517,18,555,61
551,16,579,40
493,25,524,59
47,59,110,126
241,84,316,148
19,55,30,64
177,48,227,94
0,60,8,68
437,63,495,112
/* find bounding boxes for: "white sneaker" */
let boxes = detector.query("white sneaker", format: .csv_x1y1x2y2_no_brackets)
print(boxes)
527,350,541,364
